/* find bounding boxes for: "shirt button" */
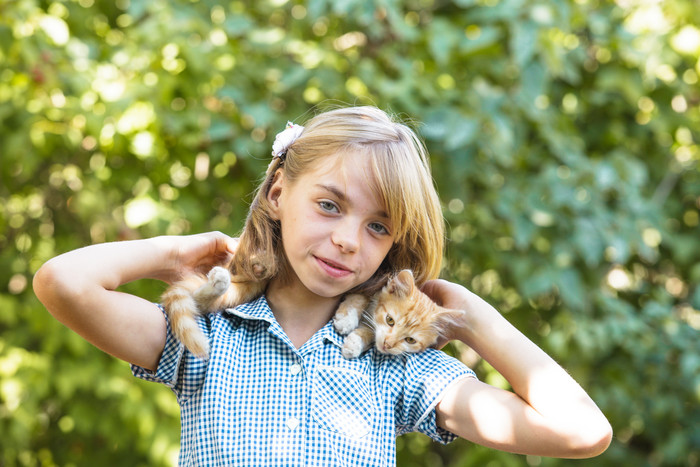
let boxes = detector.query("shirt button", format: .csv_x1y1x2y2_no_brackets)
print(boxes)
286,416,300,430
290,363,302,375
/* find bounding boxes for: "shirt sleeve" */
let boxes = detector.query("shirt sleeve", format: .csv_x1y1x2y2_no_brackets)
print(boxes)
130,304,210,403
394,349,477,444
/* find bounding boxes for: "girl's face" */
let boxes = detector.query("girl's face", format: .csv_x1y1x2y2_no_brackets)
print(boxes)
269,151,395,301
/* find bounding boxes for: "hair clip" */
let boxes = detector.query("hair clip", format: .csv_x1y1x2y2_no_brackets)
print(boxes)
271,121,304,159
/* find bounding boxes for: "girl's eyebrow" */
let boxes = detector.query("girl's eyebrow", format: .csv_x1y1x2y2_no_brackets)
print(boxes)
316,183,346,202
315,183,390,219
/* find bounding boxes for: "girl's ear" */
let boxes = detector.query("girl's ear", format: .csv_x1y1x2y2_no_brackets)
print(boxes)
267,169,285,220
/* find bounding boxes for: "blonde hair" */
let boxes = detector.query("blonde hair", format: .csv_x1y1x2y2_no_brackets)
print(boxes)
231,106,444,294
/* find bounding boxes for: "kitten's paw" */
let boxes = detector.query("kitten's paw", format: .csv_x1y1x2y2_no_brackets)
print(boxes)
341,333,364,359
207,267,230,295
333,309,360,336
333,294,367,335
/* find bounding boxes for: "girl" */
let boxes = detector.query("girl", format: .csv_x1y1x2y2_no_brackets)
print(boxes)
33,106,611,466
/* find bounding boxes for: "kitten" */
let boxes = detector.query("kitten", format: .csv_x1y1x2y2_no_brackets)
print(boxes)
333,269,464,359
161,264,267,359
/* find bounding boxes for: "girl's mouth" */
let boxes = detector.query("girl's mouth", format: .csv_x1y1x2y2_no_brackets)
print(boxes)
315,256,353,278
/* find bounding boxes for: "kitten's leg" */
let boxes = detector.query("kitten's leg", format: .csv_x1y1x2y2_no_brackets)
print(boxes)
333,294,369,335
341,325,375,359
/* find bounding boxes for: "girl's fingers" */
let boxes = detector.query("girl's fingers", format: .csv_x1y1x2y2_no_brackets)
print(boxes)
197,232,240,271
434,335,450,349
420,279,450,306
422,279,475,311
207,231,239,256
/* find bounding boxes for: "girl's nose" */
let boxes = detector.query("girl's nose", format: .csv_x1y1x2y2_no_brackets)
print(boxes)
331,220,360,253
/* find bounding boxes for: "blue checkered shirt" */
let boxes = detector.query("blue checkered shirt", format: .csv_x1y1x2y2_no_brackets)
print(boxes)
132,296,476,466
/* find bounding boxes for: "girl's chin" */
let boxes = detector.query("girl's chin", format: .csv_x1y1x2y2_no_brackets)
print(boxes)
304,281,354,300
280,276,351,301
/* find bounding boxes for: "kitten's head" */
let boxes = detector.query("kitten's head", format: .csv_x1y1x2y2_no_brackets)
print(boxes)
372,270,463,356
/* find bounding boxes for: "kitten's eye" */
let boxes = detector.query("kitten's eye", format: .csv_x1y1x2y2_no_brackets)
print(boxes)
405,337,416,344
386,315,394,326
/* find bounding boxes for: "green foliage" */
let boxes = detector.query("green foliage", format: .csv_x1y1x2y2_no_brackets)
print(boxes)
1,0,698,465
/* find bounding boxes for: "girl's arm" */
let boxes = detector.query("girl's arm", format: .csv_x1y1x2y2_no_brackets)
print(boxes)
33,232,237,371
423,279,612,458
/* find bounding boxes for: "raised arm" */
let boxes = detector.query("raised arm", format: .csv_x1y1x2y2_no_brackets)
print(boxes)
33,232,237,371
423,279,612,458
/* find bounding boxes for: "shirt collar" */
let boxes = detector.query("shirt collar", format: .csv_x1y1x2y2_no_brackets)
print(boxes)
222,295,276,323
223,295,344,350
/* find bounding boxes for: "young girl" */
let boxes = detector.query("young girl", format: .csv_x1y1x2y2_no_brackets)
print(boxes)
33,106,611,466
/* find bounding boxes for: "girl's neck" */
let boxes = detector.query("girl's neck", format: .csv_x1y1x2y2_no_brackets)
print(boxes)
265,276,341,349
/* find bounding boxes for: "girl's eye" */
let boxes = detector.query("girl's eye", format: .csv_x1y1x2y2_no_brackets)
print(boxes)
368,222,389,235
319,201,338,213
386,315,395,326
405,337,416,344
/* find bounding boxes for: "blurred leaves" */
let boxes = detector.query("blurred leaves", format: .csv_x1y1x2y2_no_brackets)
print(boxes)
1,0,699,465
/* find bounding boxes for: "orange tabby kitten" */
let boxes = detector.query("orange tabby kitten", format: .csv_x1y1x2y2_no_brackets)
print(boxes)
333,269,464,359
161,263,267,359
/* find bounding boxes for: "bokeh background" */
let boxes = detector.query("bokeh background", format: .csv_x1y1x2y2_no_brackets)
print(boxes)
1,0,699,465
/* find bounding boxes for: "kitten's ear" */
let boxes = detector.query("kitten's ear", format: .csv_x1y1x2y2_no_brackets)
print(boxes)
386,269,415,298
434,308,466,336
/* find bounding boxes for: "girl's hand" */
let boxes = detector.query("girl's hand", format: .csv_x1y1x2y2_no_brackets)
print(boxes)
160,232,239,283
421,278,472,311
420,278,473,348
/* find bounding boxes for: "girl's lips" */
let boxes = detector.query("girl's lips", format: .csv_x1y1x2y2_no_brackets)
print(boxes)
315,256,353,278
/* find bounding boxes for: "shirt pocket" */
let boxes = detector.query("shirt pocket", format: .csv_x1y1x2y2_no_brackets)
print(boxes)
311,366,377,438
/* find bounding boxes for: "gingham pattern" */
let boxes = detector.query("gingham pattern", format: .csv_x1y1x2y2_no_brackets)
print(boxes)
132,296,476,466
